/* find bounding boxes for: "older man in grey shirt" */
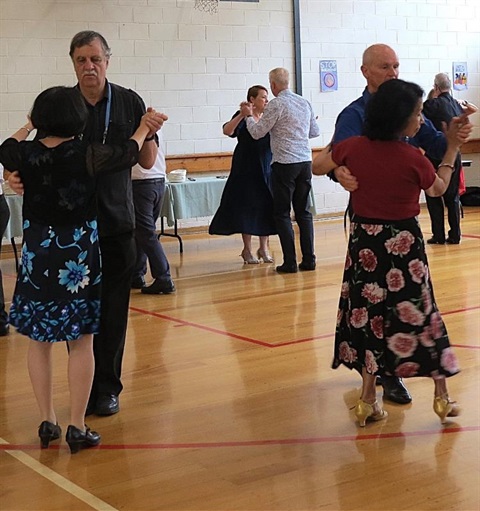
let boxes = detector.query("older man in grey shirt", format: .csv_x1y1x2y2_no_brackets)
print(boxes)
242,68,320,273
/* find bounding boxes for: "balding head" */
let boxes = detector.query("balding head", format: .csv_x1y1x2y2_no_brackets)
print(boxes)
361,44,400,93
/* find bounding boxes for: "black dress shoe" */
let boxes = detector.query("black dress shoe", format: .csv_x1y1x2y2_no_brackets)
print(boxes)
426,237,445,245
276,264,298,274
141,279,176,295
131,276,146,289
38,421,62,449
95,394,120,416
446,238,460,245
0,324,9,336
299,261,316,271
66,424,101,454
381,375,412,404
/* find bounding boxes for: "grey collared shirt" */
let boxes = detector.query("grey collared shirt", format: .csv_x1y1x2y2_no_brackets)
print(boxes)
246,89,320,164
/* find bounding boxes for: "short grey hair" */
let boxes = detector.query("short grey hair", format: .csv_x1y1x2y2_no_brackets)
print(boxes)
69,31,112,59
269,67,289,88
434,72,451,91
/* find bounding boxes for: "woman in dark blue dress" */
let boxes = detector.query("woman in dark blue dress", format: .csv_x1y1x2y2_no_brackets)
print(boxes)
209,85,276,264
0,86,155,453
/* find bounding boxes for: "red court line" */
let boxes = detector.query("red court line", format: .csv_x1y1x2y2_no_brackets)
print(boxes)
131,305,480,350
129,306,272,347
443,305,480,315
2,425,479,452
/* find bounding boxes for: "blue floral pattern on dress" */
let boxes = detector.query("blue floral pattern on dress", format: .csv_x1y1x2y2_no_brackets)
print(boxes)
10,219,101,343
5,139,104,343
9,295,100,342
58,260,90,293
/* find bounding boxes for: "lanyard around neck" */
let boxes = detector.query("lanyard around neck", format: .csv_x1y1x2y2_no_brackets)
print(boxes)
102,82,112,144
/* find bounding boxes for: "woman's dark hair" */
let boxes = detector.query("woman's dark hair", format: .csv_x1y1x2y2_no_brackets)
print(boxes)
30,86,88,138
69,30,111,59
247,85,268,102
363,79,424,140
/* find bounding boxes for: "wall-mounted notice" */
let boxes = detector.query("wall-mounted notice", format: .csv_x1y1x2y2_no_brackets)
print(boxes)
452,62,468,91
320,60,338,92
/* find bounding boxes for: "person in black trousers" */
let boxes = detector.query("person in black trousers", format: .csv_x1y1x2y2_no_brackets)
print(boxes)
67,31,166,416
423,73,475,245
7,31,167,416
0,178,10,337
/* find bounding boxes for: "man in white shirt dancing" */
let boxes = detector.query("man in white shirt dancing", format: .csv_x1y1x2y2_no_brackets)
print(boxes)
242,68,320,273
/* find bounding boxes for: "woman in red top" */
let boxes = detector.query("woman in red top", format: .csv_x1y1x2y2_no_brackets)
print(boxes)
313,79,467,427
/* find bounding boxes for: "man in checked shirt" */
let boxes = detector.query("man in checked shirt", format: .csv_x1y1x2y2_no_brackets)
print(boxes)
241,68,320,274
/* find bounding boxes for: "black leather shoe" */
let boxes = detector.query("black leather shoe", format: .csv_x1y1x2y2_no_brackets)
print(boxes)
141,279,176,295
381,375,412,404
299,261,316,271
66,424,101,454
38,421,62,449
426,237,445,245
131,276,146,289
276,264,298,274
446,238,460,245
95,394,120,416
0,324,9,336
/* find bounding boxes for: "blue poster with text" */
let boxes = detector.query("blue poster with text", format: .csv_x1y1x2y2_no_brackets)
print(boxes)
320,60,338,92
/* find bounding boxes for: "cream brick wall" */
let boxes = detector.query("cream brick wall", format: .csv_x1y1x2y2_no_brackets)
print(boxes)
0,0,479,225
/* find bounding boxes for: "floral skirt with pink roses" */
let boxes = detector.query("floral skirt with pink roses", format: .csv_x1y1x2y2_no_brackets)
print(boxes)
332,216,460,379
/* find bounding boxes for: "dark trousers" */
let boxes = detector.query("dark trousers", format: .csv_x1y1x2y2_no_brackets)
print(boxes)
0,195,10,327
91,232,136,398
132,179,171,282
271,161,315,267
425,194,461,242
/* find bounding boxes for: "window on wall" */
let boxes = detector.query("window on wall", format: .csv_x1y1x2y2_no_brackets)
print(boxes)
220,0,259,2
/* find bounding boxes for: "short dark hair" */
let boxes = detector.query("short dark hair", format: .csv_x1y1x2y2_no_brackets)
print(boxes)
364,79,424,140
30,86,88,137
69,30,111,59
247,85,268,102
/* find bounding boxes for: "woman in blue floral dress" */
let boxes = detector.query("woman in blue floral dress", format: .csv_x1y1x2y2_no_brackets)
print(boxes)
0,86,156,452
313,79,468,427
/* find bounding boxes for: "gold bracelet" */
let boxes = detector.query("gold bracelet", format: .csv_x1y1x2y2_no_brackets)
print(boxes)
438,163,454,170
22,126,31,134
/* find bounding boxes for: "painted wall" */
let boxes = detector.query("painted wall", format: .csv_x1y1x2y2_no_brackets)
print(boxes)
1,0,479,223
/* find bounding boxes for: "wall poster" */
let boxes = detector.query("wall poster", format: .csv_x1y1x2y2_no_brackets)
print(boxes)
452,62,468,90
319,60,338,92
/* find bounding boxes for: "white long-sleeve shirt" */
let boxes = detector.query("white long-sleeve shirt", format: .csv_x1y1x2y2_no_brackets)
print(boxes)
246,89,320,164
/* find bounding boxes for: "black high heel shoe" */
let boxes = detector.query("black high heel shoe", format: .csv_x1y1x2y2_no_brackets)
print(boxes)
38,421,62,449
66,425,101,454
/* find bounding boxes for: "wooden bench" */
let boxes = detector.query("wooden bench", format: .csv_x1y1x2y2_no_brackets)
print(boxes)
166,139,480,175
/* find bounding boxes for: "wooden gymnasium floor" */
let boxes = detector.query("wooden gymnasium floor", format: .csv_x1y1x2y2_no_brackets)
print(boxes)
1,206,479,511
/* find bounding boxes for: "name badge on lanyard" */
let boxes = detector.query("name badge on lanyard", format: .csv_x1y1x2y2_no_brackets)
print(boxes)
102,82,112,145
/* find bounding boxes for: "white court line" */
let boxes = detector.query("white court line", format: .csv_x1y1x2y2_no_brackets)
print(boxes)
0,437,118,511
